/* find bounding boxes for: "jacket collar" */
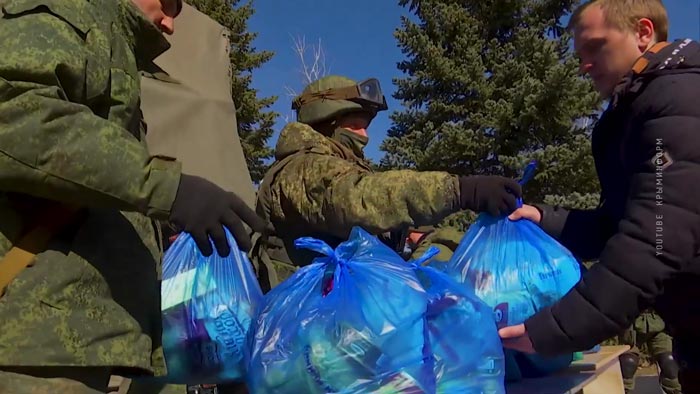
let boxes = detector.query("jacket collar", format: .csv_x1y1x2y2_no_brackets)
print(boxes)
609,39,700,109
116,0,171,67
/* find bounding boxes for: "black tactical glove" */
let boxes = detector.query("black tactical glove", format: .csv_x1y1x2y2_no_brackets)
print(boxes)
169,174,270,257
458,175,522,216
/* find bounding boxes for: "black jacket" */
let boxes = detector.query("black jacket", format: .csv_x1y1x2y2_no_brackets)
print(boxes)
527,39,700,356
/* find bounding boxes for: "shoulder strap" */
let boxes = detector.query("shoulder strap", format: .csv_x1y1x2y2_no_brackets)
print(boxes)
0,204,81,297
631,41,672,74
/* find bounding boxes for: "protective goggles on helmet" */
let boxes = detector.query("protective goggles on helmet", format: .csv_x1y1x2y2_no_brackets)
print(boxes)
292,78,388,112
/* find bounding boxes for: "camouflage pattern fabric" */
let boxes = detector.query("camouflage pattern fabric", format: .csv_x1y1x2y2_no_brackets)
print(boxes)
619,310,682,394
254,121,461,281
409,226,464,263
249,232,298,293
620,310,671,358
0,0,182,377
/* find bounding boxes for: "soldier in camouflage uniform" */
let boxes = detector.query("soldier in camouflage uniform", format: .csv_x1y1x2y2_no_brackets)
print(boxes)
619,309,682,394
253,75,521,291
0,0,266,392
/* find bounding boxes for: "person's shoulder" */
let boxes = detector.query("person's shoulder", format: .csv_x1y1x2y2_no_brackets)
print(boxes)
276,122,341,160
638,67,700,119
1,0,100,34
626,70,700,164
278,121,316,135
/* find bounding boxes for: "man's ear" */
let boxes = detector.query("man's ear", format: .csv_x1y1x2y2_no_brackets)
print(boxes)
636,17,656,51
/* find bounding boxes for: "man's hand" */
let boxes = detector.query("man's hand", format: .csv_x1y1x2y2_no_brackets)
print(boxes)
499,324,536,354
508,204,542,224
169,174,271,257
458,176,523,216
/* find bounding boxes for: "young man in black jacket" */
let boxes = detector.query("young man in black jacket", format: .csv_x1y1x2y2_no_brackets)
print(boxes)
500,0,700,390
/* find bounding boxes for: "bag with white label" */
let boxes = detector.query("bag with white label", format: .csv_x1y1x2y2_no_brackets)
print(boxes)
443,161,581,380
445,213,581,329
158,227,263,383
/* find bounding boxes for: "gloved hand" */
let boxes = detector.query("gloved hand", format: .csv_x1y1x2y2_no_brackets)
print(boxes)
458,176,522,216
169,174,270,257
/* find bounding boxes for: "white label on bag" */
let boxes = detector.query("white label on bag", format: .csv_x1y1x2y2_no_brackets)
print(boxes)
161,266,218,310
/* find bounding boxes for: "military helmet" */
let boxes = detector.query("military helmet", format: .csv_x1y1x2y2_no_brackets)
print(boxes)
292,75,388,125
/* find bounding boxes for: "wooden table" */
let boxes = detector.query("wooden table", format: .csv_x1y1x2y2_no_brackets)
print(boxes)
110,346,631,394
506,345,631,394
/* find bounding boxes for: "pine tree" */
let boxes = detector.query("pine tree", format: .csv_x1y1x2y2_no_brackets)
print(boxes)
383,0,603,228
188,0,277,183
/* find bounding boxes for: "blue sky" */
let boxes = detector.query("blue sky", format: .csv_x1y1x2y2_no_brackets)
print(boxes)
248,0,700,162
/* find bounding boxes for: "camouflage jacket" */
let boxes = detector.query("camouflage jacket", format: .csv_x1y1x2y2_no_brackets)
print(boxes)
255,122,461,271
0,0,181,374
409,226,464,263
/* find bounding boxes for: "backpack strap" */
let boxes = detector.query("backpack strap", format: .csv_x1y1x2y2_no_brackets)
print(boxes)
0,204,81,297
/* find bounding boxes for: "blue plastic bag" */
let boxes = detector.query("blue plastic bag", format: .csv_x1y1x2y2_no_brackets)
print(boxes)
158,228,263,383
445,214,581,328
410,247,506,394
246,227,435,394
443,161,581,379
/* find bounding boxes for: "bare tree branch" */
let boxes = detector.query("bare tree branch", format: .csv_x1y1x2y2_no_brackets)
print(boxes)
283,35,331,94
282,34,330,123
291,35,329,84
284,85,297,98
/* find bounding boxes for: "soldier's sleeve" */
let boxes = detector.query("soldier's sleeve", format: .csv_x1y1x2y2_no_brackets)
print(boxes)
410,227,464,262
274,153,461,239
0,5,180,219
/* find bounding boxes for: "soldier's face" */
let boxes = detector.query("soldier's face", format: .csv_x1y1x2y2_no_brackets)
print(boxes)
407,231,426,249
337,113,372,138
131,0,180,35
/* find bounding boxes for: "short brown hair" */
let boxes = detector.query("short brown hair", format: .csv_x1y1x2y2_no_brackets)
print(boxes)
568,0,668,42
